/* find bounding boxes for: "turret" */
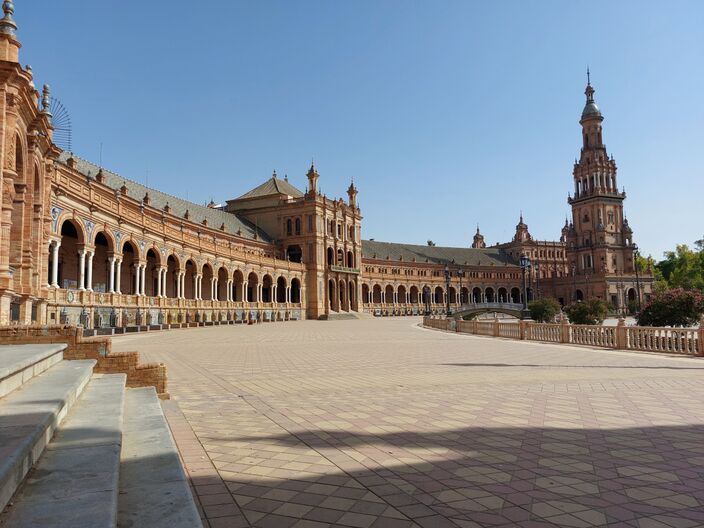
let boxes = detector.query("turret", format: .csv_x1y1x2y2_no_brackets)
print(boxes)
472,225,486,249
347,180,358,208
0,1,20,63
306,161,319,196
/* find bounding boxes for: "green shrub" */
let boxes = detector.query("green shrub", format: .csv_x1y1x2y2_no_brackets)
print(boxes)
636,288,704,327
528,298,561,323
564,299,609,325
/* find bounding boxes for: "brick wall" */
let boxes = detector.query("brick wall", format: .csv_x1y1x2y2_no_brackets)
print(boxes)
0,324,168,398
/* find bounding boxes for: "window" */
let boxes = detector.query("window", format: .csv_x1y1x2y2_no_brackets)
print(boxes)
295,218,301,235
286,219,292,236
308,215,313,232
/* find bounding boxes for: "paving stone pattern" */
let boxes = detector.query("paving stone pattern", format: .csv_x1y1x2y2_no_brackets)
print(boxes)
113,318,704,528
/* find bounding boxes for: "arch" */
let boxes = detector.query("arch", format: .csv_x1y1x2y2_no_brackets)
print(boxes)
166,254,179,298
121,241,139,295
327,247,334,266
202,263,214,300
287,245,302,263
361,283,370,304
448,286,457,304
460,286,469,304
434,286,444,304
262,274,273,303
92,231,111,293
346,251,354,268
328,278,337,311
409,285,419,303
145,248,160,297
372,284,382,304
336,248,344,266
398,285,407,304
575,289,584,302
511,287,521,304
385,284,394,304
184,259,197,299
56,219,85,289
498,287,508,303
348,280,356,310
339,279,348,311
217,266,229,301
627,288,636,303
247,272,259,303
484,287,495,303
472,287,482,303
276,276,287,303
290,277,301,303
233,269,245,302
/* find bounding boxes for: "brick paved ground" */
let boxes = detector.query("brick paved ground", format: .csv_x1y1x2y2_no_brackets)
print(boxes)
113,318,704,528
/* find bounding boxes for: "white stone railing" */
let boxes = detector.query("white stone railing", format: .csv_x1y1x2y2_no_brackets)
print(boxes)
424,316,704,356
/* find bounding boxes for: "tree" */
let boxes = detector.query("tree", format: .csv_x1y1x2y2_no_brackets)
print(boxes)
427,240,436,247
528,298,561,323
564,299,609,325
655,244,704,292
636,288,704,327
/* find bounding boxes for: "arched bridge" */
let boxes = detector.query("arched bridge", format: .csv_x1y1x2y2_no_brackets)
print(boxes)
451,302,524,319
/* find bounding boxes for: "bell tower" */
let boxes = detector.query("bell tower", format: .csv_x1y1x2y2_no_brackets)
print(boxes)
566,71,640,304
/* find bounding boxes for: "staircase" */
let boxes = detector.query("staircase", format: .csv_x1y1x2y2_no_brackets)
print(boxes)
0,344,201,527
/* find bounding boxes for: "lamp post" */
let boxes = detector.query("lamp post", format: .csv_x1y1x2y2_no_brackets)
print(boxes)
633,244,642,312
423,286,431,316
572,263,577,302
443,265,451,317
457,269,465,305
520,254,532,320
534,262,540,300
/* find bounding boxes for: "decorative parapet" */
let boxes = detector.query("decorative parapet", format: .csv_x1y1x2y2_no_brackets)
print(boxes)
330,265,360,274
424,315,704,357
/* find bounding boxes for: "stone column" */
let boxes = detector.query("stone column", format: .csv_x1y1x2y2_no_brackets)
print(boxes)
86,251,94,292
242,282,246,303
108,257,115,293
115,258,122,294
156,267,162,297
193,274,199,300
141,265,146,296
176,272,181,299
134,264,140,296
50,241,61,288
78,249,86,290
212,277,217,301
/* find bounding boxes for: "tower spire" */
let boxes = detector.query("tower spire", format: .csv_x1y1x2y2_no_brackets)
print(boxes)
586,66,590,86
0,0,20,62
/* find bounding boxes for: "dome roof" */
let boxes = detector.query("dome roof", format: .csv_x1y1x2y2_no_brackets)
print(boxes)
582,101,601,118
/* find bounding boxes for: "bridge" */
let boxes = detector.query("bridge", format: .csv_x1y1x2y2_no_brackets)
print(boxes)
450,302,524,319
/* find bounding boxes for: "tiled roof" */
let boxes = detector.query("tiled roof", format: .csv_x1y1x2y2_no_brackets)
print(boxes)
361,240,517,267
236,175,304,200
56,152,272,242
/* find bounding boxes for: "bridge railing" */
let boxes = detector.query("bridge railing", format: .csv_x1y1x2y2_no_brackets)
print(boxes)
423,315,704,356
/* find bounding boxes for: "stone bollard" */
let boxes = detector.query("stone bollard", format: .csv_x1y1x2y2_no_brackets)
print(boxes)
698,316,704,357
519,320,527,340
615,316,627,350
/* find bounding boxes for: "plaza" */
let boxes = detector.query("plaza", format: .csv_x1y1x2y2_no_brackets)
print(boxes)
114,318,704,528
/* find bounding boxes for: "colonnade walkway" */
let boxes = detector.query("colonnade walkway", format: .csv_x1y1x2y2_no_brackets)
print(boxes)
113,318,704,528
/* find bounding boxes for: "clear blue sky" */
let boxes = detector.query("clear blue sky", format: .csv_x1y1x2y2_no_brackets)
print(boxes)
20,1,704,259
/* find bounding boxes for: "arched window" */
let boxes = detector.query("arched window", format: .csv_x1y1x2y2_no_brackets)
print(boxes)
286,219,292,236
295,218,301,235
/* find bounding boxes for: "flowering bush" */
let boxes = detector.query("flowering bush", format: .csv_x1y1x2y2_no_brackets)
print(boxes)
564,299,609,325
636,288,704,327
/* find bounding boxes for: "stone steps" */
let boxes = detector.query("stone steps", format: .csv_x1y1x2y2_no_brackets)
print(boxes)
117,387,202,528
1,374,126,527
0,357,95,512
0,344,66,399
0,344,201,528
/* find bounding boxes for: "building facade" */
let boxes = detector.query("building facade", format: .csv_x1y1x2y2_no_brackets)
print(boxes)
0,4,651,327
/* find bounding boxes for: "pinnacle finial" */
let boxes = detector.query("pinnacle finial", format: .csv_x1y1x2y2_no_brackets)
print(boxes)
587,65,591,86
0,0,17,37
519,210,524,223
41,84,51,117
272,169,277,179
